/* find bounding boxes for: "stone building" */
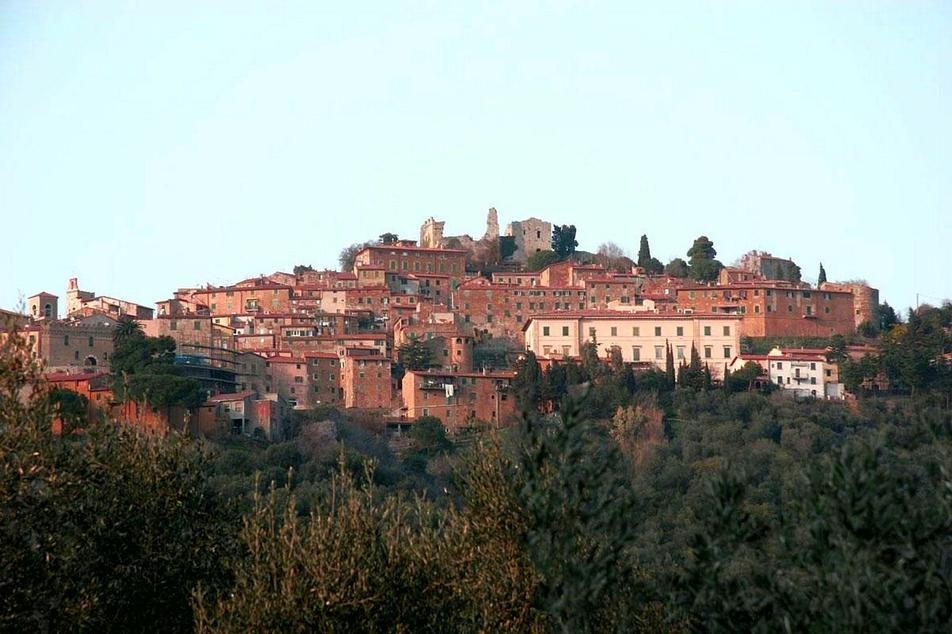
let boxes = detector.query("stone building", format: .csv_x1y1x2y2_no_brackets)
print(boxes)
28,292,58,320
340,347,392,409
738,251,801,282
675,282,855,337
16,314,118,372
66,278,154,319
402,369,517,432
420,217,446,249
505,217,552,262
820,281,880,330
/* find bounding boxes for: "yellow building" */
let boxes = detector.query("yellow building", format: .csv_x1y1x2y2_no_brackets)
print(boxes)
523,311,741,378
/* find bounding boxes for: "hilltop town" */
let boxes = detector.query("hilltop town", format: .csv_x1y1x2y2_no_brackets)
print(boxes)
5,208,890,439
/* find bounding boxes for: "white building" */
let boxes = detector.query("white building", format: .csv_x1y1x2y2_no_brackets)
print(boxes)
729,347,843,399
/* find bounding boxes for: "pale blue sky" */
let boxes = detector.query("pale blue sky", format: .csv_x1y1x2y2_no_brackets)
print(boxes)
1,1,949,314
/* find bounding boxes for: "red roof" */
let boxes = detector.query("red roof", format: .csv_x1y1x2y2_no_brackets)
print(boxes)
44,371,107,383
408,369,515,379
359,245,468,255
265,356,306,364
204,390,254,404
304,351,338,359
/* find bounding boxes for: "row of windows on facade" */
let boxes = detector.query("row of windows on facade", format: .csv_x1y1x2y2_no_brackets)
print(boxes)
380,260,459,273
777,376,819,385
418,408,498,418
541,325,732,337
540,344,733,361
687,289,834,300
210,289,284,298
62,335,101,347
463,289,588,298
208,299,282,311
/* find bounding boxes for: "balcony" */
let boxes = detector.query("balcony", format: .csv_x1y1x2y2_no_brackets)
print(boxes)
420,379,453,391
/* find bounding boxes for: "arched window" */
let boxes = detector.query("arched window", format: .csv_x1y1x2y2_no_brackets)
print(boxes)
84,356,97,367
43,304,52,318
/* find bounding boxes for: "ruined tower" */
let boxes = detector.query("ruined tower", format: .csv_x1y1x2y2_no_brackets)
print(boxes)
484,207,499,241
419,217,445,249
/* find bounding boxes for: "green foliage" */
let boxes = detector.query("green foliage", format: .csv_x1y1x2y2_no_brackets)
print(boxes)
551,224,578,259
527,249,559,272
338,240,374,271
292,264,314,276
111,317,204,408
686,236,724,282
47,386,89,433
637,235,665,274
879,301,900,331
378,232,399,244
843,303,952,400
817,262,827,285
724,362,765,393
499,235,517,260
513,351,542,411
676,426,952,632
396,339,434,371
409,416,453,459
515,397,641,631
665,257,690,278
0,331,233,632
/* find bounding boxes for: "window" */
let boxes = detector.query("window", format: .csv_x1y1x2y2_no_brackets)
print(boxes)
654,326,661,336
194,320,202,330
63,335,69,346
170,320,177,330
74,350,79,360
810,362,816,370
754,305,761,314
776,361,783,369
788,305,793,312
632,326,640,336
632,346,641,361
723,326,731,336
588,327,596,338
654,346,664,359
543,326,550,336
810,377,817,385
677,326,684,336
294,376,303,383
704,346,712,359
88,336,94,347
703,326,710,336
826,369,832,377
723,346,732,358
806,306,813,316
562,326,569,336
676,346,685,360
610,326,617,336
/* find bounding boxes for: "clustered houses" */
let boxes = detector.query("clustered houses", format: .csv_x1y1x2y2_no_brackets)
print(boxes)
7,214,885,439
